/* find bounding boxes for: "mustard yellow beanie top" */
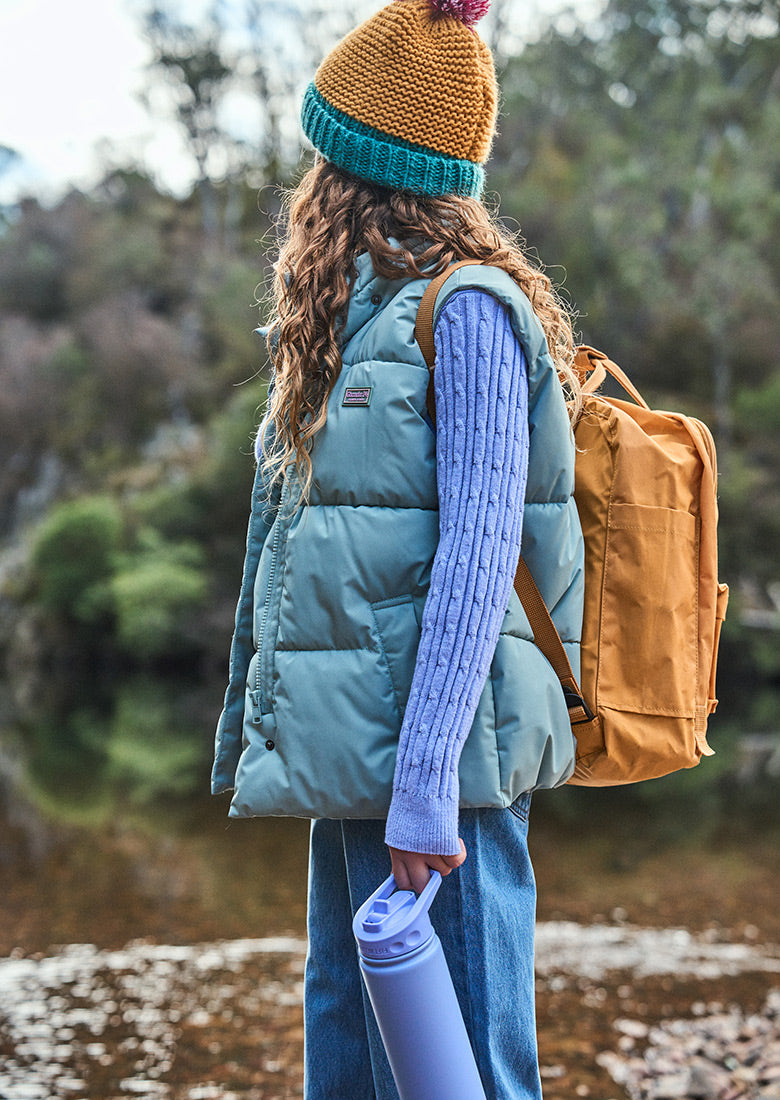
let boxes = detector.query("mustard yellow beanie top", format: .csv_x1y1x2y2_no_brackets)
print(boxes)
301,0,498,197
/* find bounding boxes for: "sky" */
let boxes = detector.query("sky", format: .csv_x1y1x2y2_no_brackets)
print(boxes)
0,0,179,202
0,0,592,205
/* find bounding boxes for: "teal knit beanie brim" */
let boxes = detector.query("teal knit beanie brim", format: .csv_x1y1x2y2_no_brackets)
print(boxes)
301,83,485,199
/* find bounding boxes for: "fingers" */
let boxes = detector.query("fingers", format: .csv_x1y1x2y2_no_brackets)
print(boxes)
392,860,413,893
388,841,468,896
408,860,436,895
441,838,467,870
388,848,411,892
392,852,432,895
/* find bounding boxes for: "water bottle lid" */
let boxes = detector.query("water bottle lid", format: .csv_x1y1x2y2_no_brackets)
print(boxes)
353,871,442,960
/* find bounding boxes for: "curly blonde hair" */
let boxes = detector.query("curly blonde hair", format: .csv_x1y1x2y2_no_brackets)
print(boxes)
262,158,580,499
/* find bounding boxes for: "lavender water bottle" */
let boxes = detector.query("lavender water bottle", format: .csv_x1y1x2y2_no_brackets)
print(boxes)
352,871,488,1100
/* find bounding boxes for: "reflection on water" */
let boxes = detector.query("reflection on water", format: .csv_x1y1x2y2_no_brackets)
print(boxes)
18,676,220,827
2,709,780,1100
0,794,310,955
0,675,312,953
0,938,307,1099
0,725,313,1098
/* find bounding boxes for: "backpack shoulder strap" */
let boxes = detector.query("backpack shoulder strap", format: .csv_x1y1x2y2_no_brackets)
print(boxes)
414,264,592,729
513,559,592,725
415,260,484,423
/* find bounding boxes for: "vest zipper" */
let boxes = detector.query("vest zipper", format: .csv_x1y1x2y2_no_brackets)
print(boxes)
250,519,280,724
248,685,264,725
251,487,291,724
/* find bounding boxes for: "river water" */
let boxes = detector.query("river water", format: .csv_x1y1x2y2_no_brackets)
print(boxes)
1,776,779,1100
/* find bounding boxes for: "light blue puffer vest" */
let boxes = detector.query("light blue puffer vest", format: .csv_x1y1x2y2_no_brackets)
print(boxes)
212,257,584,819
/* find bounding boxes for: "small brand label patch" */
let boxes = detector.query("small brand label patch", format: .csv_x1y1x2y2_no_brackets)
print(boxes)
342,387,372,407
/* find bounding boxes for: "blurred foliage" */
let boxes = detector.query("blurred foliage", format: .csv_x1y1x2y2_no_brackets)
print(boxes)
101,679,208,804
110,531,208,661
0,0,778,818
24,677,209,815
30,495,123,622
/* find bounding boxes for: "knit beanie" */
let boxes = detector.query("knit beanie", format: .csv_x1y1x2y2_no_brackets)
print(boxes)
301,0,498,198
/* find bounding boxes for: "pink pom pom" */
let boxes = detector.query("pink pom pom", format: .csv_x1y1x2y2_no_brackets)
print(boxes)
429,0,490,26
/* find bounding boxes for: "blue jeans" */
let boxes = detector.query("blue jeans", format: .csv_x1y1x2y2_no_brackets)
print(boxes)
304,794,541,1100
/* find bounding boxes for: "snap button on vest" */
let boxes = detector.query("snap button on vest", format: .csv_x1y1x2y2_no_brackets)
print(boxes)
265,739,275,751
371,294,382,305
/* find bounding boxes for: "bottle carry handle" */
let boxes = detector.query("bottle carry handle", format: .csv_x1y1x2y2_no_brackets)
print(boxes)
360,869,443,919
354,871,444,959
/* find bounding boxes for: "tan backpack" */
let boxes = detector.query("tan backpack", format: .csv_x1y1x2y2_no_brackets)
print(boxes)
417,268,730,787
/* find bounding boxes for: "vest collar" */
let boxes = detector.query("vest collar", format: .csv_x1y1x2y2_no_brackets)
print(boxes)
340,245,421,346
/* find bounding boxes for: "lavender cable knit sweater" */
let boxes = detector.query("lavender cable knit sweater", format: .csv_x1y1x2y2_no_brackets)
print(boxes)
384,289,530,856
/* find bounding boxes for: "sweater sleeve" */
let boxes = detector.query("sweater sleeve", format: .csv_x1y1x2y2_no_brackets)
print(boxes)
384,289,530,855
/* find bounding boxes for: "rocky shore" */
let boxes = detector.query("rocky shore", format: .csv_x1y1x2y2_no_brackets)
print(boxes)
599,990,780,1100
0,924,777,1100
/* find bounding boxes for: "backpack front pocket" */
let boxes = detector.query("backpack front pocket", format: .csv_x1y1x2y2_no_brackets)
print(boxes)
598,502,698,717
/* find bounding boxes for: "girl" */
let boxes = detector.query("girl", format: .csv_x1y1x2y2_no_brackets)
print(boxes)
213,0,584,1096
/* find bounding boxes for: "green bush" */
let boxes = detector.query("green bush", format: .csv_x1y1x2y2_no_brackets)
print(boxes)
110,530,207,660
30,495,123,621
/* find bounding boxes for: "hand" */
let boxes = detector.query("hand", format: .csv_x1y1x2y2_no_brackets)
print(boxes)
388,839,467,895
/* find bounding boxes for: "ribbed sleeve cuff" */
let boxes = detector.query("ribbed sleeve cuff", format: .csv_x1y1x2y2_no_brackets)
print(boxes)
384,789,461,856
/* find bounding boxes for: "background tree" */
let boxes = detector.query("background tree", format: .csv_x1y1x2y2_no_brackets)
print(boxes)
142,4,234,236
0,0,777,813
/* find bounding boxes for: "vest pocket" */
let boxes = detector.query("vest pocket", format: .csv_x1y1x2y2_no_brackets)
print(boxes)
370,595,421,719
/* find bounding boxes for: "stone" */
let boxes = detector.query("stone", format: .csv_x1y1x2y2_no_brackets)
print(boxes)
600,989,780,1100
615,1018,650,1039
648,1071,692,1098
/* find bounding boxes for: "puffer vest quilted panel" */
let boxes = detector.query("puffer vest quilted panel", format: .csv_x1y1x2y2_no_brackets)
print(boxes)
212,257,584,818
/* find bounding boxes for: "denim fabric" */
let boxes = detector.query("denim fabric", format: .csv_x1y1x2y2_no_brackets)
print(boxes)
304,795,542,1100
